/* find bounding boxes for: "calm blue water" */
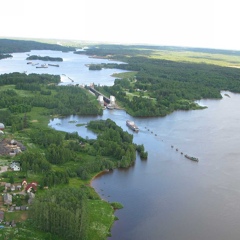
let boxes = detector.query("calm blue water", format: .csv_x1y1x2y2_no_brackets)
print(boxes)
2,51,240,240
50,91,240,240
0,50,127,86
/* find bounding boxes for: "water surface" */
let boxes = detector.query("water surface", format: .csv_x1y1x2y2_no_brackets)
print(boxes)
0,50,127,86
50,91,240,240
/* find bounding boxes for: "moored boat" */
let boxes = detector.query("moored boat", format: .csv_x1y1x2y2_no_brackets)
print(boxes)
36,64,48,68
126,120,139,132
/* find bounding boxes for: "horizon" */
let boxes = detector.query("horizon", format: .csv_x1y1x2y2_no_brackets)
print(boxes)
2,0,240,51
1,36,240,53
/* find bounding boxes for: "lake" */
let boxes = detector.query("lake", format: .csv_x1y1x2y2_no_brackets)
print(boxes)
49,91,240,240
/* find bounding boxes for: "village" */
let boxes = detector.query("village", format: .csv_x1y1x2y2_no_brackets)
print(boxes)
0,122,37,228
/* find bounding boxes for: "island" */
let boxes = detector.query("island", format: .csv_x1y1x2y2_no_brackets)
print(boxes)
0,54,12,60
26,55,63,62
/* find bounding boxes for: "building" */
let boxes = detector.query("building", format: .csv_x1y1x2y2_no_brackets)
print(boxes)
97,95,104,106
5,183,11,191
0,211,4,222
26,182,38,193
4,193,12,205
0,123,5,131
110,95,116,105
10,162,20,171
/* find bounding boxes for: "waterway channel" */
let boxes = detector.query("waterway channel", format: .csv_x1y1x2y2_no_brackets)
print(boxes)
49,91,240,240
2,50,240,240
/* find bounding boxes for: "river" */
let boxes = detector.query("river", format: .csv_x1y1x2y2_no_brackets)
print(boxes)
49,91,240,240
0,50,127,86
2,50,240,240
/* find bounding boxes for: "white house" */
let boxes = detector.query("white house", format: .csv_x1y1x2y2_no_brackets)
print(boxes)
10,162,20,171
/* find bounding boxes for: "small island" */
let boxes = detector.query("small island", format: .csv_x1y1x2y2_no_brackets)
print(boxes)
26,55,63,62
0,54,12,60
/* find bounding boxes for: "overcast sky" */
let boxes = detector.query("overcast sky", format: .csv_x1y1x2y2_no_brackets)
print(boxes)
1,0,240,50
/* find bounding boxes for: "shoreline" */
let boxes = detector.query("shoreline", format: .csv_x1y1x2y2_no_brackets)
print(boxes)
90,169,110,186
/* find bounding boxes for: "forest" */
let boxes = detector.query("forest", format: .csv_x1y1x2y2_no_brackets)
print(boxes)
0,39,75,53
0,72,102,131
80,45,240,117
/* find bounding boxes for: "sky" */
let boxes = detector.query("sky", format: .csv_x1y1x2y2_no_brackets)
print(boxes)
1,0,240,50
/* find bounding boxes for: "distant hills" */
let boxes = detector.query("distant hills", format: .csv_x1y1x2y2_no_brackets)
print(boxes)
0,39,75,54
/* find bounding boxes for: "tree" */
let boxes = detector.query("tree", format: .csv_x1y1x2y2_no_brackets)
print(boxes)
9,175,14,184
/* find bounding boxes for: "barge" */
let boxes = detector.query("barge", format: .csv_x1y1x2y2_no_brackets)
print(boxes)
184,154,199,162
48,64,59,67
126,120,139,132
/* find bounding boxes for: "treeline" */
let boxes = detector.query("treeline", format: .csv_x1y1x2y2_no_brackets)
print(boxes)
76,44,240,58
26,55,63,62
0,39,75,54
30,187,88,240
88,64,102,70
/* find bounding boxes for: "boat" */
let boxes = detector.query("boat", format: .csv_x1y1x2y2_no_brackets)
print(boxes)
48,64,59,67
126,120,139,132
36,64,48,68
184,154,199,162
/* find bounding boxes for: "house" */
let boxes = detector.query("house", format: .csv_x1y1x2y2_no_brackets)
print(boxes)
0,123,5,131
10,140,17,146
26,182,38,193
10,162,20,171
0,211,4,222
10,185,15,191
9,206,14,212
5,183,11,191
22,180,27,188
16,185,21,191
4,193,12,205
20,206,26,211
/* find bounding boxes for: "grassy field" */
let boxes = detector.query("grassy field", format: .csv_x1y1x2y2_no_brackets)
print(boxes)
149,49,240,67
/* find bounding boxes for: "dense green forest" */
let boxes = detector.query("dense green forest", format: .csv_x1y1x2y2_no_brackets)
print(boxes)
30,187,89,240
0,70,146,239
0,72,102,131
0,39,75,54
26,55,63,62
79,45,240,117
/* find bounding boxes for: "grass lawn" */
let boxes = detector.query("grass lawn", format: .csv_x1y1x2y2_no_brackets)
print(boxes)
87,199,115,240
